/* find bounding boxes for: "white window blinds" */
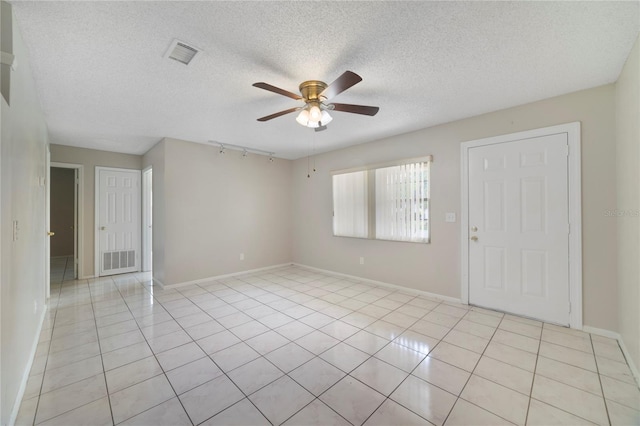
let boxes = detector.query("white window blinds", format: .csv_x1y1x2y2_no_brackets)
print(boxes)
332,170,368,238
332,155,431,243
375,162,430,242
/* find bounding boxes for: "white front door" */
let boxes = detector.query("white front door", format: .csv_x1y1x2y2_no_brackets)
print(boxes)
97,167,141,276
468,133,570,325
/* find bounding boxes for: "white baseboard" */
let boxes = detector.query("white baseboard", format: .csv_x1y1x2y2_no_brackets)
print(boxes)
582,325,620,340
162,263,294,289
292,263,462,304
583,326,640,387
9,304,48,425
79,275,95,280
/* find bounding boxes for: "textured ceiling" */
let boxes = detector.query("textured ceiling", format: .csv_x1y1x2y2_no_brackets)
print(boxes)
11,1,640,159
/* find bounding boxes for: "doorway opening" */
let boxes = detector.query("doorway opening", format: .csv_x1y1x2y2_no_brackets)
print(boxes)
49,163,84,284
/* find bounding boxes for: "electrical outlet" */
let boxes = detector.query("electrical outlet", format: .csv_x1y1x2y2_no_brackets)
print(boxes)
445,213,457,223
239,253,245,261
359,257,365,265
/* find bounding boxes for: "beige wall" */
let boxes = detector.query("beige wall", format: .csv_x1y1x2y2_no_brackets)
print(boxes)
50,167,75,257
0,4,49,423
292,84,617,331
49,144,142,277
615,36,639,376
144,138,293,286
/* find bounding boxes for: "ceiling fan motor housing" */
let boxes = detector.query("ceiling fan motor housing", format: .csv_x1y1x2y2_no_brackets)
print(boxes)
299,80,328,102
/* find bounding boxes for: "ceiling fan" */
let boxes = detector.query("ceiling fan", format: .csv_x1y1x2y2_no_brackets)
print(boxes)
253,71,379,130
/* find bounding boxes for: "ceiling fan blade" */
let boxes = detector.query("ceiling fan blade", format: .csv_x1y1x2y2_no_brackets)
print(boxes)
253,82,302,100
330,103,379,116
257,107,299,122
319,71,362,100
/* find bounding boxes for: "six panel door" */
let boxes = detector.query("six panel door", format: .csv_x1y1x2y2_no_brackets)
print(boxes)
98,168,141,276
468,133,570,325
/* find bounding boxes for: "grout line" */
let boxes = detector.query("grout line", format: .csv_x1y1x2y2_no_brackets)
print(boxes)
87,277,117,426
29,273,64,425
523,316,542,426
591,334,613,425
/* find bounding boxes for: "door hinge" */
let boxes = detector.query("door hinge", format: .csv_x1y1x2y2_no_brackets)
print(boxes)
568,223,570,234
568,302,572,313
566,144,570,157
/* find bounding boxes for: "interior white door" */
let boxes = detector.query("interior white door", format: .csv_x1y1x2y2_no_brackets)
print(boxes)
468,133,570,325
97,168,141,276
142,168,152,272
45,147,51,299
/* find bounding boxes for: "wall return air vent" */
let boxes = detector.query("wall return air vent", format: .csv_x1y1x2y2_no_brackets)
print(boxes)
165,39,200,65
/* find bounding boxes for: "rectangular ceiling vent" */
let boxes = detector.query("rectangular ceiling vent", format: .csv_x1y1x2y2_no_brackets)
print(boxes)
165,39,200,65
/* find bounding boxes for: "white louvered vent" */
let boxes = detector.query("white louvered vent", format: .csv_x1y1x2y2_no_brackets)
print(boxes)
165,39,199,65
103,250,136,271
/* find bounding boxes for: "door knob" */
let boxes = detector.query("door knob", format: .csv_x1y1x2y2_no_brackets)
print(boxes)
100,226,106,231
47,231,55,236
470,236,478,242
471,226,478,232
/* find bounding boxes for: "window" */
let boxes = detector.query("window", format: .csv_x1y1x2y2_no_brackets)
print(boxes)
332,156,431,243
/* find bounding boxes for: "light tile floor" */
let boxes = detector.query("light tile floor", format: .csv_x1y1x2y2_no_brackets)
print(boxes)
16,266,640,425
50,255,75,284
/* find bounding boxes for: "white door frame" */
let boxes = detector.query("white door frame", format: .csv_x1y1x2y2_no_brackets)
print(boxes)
51,162,84,279
45,148,51,299
142,166,152,272
460,122,583,329
94,166,142,276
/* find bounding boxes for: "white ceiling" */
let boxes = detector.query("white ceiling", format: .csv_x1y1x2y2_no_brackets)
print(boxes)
11,1,639,159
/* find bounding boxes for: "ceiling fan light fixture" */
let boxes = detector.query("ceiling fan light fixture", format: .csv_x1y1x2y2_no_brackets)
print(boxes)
320,110,333,125
296,109,310,126
308,104,322,122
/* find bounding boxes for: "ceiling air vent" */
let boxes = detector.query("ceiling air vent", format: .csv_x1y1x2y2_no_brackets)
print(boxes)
165,39,200,65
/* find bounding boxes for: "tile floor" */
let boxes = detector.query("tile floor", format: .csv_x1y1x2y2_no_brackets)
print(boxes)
16,265,640,425
50,255,75,284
